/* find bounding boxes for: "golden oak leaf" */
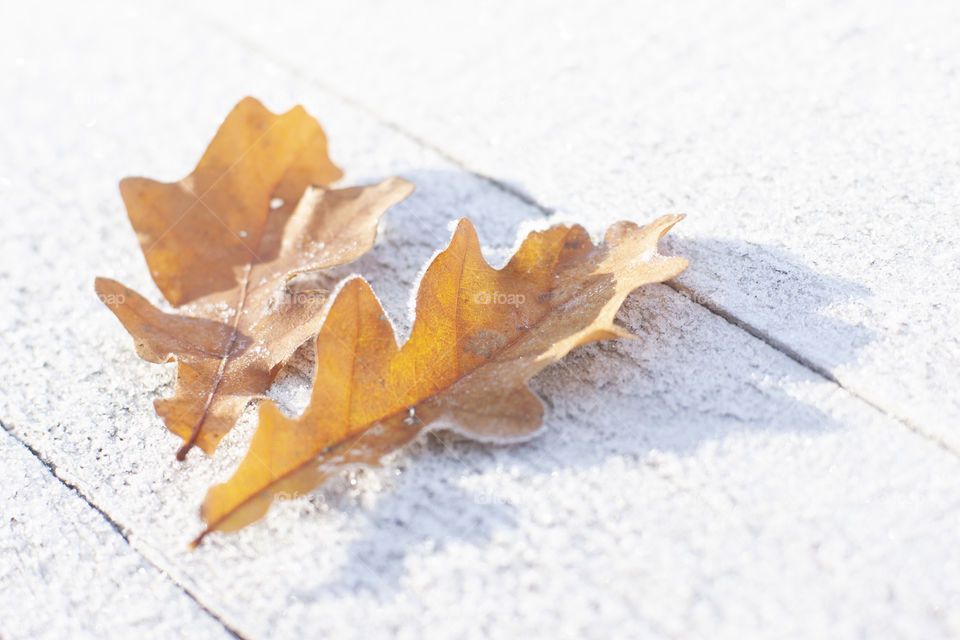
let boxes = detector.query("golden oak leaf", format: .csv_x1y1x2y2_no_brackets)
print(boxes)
95,97,414,459
193,214,688,545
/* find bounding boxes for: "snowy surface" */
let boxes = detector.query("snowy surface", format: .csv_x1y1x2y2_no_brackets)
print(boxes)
1,1,958,639
198,0,960,449
0,429,235,640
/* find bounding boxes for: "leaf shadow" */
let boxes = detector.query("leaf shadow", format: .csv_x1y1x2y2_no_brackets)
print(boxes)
660,234,874,374
289,449,519,599
281,169,876,601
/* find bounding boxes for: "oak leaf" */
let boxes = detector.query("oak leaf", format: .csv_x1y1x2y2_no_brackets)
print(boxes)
95,97,414,459
194,214,688,545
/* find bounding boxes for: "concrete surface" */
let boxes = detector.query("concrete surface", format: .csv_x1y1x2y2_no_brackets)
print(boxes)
0,429,235,640
1,1,958,639
197,0,960,449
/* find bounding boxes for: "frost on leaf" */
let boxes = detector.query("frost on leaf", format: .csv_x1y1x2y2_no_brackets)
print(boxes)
194,214,688,545
95,97,414,459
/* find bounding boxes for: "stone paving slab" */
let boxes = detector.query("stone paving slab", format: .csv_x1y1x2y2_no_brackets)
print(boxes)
0,429,235,640
196,0,960,449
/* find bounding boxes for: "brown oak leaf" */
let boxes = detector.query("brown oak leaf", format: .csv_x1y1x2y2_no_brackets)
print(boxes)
193,214,688,545
95,97,414,459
